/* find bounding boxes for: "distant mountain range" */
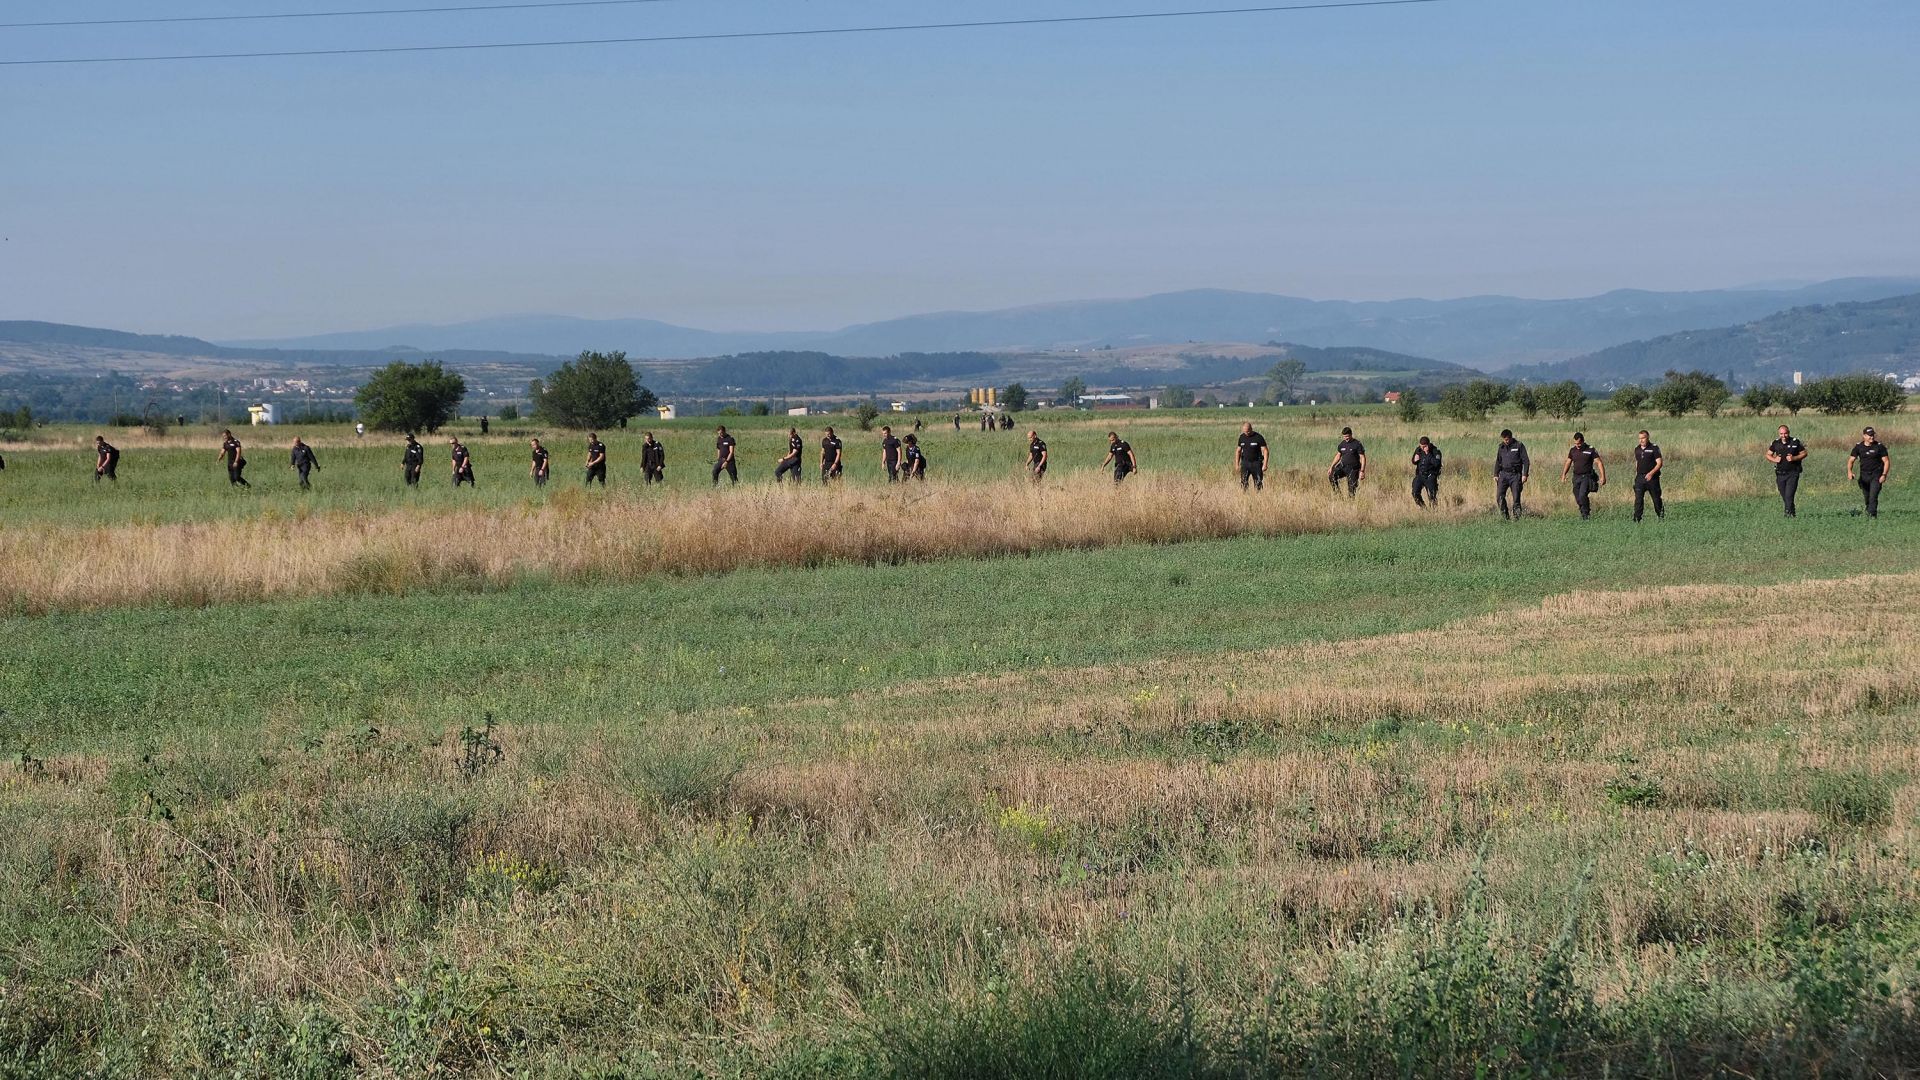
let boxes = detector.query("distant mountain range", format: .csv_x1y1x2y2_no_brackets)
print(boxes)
224,278,1920,366
1514,293,1920,387
0,320,565,369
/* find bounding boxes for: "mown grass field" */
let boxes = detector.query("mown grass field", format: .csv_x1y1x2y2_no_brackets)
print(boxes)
1,406,1916,1077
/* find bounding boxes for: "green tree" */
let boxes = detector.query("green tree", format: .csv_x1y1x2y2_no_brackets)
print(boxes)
1161,384,1195,409
1437,385,1477,422
853,400,881,431
497,403,519,421
354,360,466,434
534,350,655,428
1741,383,1781,414
1781,387,1807,415
1397,388,1423,423
1538,380,1587,421
1511,383,1540,419
1001,383,1030,412
1802,373,1906,415
1263,358,1307,403
1465,379,1511,417
1645,370,1728,418
1057,376,1087,404
750,401,772,416
1610,384,1648,417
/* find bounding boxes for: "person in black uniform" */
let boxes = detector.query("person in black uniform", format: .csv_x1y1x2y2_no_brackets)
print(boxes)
879,425,903,482
712,425,738,485
402,433,426,486
450,437,476,486
1103,431,1137,484
1766,424,1807,517
821,426,845,481
1848,426,1891,518
1027,430,1048,482
94,435,120,482
1494,429,1529,519
1327,427,1366,496
1630,430,1664,522
775,427,805,484
1236,422,1269,491
902,433,928,480
641,432,666,484
1560,432,1605,518
289,437,320,490
1409,436,1442,507
530,438,551,486
584,433,607,485
217,429,250,487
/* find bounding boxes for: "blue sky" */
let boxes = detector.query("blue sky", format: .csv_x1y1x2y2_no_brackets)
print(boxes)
2,0,1916,338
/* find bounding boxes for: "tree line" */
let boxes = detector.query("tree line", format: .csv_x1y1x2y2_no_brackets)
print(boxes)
1391,370,1903,424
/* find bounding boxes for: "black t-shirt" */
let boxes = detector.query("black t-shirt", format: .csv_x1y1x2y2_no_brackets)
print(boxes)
1632,444,1661,477
586,440,605,462
292,444,317,469
404,442,424,466
1412,446,1442,474
881,435,901,461
1495,441,1529,474
222,437,244,464
1769,437,1805,474
1568,445,1600,478
1029,438,1048,464
1336,438,1365,469
532,447,549,469
905,445,925,467
1238,431,1268,464
642,440,665,467
715,434,736,459
1851,442,1890,479
821,435,843,463
786,434,804,457
452,446,470,470
1111,441,1134,471
98,441,119,461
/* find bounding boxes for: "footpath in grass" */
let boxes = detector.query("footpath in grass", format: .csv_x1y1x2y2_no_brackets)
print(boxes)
5,496,1913,751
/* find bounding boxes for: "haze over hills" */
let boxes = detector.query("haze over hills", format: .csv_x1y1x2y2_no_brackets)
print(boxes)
1513,293,1920,388
226,278,1920,365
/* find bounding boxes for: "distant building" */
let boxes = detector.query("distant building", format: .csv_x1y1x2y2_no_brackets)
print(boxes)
786,406,810,417
1792,371,1803,386
1383,391,1402,404
247,403,276,426
1079,393,1136,410
657,404,677,421
889,401,908,412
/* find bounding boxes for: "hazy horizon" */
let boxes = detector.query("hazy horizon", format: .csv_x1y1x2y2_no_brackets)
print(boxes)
4,0,1917,340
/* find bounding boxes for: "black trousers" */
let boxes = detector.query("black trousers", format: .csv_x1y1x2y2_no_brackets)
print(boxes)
1496,473,1524,518
1859,474,1884,517
297,465,312,489
1632,475,1663,521
1114,466,1132,485
1030,464,1046,482
404,464,422,486
712,459,738,485
822,462,842,482
228,461,249,487
97,457,119,481
1239,462,1264,491
585,463,605,486
1572,475,1597,518
885,458,901,482
1329,465,1358,496
775,456,803,483
644,465,663,485
455,468,475,487
1776,472,1799,516
1413,471,1438,506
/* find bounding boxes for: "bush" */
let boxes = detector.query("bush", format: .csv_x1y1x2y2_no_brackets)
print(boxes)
1743,383,1782,414
1808,769,1894,828
1539,380,1587,421
1510,384,1539,419
1396,389,1423,423
1647,370,1730,418
1801,373,1905,415
1610,384,1648,416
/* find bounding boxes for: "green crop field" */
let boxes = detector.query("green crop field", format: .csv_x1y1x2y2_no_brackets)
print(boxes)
1,405,1916,1077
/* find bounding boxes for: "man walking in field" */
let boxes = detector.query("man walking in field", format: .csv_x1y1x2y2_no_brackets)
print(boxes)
820,426,845,481
217,429,250,488
1848,426,1891,518
1630,430,1664,522
1561,432,1605,519
94,435,119,482
402,433,425,486
584,432,607,486
712,425,739,486
289,437,320,490
1027,430,1048,481
450,436,476,487
1103,431,1137,484
641,432,666,484
1494,429,1530,519
1327,427,1365,496
775,427,805,484
530,438,550,486
879,425,903,482
1236,421,1269,491
1766,424,1807,517
903,433,928,480
1410,436,1442,507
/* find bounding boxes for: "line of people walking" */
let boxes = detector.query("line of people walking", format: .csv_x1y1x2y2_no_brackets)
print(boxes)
79,421,1894,519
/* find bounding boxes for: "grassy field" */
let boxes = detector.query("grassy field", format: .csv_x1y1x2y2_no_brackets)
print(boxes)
2,406,1917,1077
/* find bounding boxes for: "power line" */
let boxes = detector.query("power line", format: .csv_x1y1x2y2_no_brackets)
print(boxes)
1,0,687,31
0,0,1442,67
